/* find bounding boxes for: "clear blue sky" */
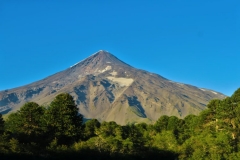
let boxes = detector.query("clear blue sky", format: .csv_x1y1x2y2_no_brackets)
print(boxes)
1,0,239,96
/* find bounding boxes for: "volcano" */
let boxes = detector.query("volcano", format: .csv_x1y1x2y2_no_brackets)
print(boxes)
0,50,225,124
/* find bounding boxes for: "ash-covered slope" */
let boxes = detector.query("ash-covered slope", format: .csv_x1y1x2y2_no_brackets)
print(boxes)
0,50,225,124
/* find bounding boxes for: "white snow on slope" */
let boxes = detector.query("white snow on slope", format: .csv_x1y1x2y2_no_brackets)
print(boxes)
168,80,184,86
200,88,218,95
107,77,134,87
176,83,184,86
70,50,102,68
110,71,118,76
99,66,112,73
211,91,218,95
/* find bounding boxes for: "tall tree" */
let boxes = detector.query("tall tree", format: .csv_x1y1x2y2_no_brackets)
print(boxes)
206,99,221,132
5,102,45,144
231,88,240,103
83,119,100,140
167,116,179,131
0,113,4,134
183,114,199,136
154,115,169,132
46,93,83,145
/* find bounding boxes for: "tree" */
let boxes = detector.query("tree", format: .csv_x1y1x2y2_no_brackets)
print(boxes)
83,119,100,140
5,102,45,144
198,99,221,132
167,116,179,131
231,88,240,103
152,130,178,152
18,102,45,135
46,93,83,145
0,113,4,134
183,115,198,135
122,124,145,152
154,115,169,132
96,121,121,138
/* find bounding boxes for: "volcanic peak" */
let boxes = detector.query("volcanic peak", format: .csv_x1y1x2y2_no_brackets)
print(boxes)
0,50,227,125
70,50,131,69
70,50,109,67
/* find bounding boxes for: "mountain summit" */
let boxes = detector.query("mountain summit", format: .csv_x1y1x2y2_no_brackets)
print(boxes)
67,50,132,79
70,50,130,68
0,50,225,124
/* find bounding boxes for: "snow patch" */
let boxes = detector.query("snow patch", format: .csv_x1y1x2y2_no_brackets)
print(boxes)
176,83,184,86
211,91,218,95
70,61,82,68
107,77,134,87
78,75,83,79
200,88,218,95
99,66,112,73
169,81,184,86
110,71,118,76
70,50,101,68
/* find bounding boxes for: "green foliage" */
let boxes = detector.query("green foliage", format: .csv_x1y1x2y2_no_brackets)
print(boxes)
46,93,83,145
96,121,122,140
47,137,68,152
5,112,22,133
154,115,169,132
0,113,4,134
3,88,240,159
9,138,21,153
167,116,179,130
231,88,240,102
5,102,46,146
183,114,198,132
152,130,178,152
83,119,100,140
0,133,10,154
179,131,233,160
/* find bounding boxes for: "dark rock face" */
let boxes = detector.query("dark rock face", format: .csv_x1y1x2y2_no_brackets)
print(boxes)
0,93,19,107
127,96,146,118
0,50,226,124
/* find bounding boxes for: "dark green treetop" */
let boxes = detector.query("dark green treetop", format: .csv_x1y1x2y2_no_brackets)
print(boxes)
0,113,4,134
46,93,83,144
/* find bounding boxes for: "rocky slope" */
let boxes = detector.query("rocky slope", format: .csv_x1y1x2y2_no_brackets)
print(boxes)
0,50,225,124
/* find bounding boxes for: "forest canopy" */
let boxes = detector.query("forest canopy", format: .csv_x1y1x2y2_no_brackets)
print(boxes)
1,89,240,159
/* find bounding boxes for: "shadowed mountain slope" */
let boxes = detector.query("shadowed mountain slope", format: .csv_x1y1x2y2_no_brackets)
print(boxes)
0,50,225,124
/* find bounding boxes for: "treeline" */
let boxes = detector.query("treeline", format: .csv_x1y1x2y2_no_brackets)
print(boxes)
1,89,240,159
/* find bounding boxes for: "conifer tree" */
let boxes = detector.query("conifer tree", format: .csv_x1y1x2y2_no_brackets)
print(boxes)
0,113,4,134
46,93,83,145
